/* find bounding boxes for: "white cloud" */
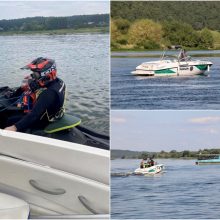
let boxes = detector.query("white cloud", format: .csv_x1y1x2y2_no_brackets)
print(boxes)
189,116,220,124
198,127,219,134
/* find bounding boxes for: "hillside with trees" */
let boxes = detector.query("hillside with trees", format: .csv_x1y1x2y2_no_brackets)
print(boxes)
0,14,109,34
111,149,220,160
111,2,220,50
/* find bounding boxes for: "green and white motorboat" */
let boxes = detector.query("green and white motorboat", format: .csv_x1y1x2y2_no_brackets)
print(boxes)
131,49,213,76
134,164,164,175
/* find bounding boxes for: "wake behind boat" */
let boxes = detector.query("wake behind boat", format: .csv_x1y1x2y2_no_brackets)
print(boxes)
131,47,213,77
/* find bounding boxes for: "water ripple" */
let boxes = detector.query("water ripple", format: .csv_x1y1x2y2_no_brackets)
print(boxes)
0,34,109,134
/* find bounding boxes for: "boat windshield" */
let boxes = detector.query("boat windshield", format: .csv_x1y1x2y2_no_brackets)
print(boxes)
161,49,191,62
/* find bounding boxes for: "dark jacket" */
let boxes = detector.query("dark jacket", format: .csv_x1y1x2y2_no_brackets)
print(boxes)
15,78,65,131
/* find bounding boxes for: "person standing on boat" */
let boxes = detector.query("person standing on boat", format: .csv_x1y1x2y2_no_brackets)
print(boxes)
179,49,187,61
149,158,155,166
140,159,145,168
4,57,66,132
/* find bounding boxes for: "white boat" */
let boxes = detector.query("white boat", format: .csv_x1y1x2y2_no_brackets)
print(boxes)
134,164,164,175
131,49,213,76
0,130,109,219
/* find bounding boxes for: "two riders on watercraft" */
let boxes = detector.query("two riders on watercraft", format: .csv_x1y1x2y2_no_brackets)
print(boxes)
140,157,155,168
3,57,66,132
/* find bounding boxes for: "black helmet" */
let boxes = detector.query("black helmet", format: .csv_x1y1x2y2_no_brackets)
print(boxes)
21,57,57,87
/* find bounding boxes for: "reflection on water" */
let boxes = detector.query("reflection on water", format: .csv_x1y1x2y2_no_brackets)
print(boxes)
111,159,220,219
0,34,109,134
111,53,220,110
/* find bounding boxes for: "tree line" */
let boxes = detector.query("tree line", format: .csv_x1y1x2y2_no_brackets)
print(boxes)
111,18,214,50
111,2,220,30
111,1,220,50
0,14,109,32
111,149,220,160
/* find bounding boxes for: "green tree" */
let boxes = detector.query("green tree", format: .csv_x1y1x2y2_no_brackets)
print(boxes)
128,19,163,48
163,20,200,47
141,152,148,160
182,150,190,157
199,28,214,48
209,149,220,154
170,150,179,158
114,18,130,34
111,20,120,40
111,2,220,30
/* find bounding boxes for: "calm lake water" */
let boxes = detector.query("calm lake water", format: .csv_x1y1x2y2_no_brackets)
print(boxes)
0,34,109,134
111,159,220,219
111,51,220,110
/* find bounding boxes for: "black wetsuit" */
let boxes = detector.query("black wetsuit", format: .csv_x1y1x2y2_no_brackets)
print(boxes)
7,78,65,132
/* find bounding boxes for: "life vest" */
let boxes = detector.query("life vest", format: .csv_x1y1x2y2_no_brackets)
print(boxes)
17,78,66,118
17,90,37,113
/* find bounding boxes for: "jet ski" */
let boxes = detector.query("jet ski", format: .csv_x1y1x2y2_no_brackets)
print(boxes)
0,86,109,150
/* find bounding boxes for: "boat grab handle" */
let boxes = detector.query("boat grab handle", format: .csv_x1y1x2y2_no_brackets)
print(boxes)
29,179,66,195
78,195,99,214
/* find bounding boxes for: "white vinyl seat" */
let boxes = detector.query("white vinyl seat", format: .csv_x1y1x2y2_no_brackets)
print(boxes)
0,192,29,219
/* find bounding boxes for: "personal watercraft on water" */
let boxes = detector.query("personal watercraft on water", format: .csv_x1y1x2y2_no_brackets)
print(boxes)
0,86,109,150
0,86,109,219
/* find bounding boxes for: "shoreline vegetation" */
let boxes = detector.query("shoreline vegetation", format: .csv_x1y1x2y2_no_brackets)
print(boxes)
0,27,109,36
0,14,109,35
111,2,220,51
111,149,220,160
111,53,220,58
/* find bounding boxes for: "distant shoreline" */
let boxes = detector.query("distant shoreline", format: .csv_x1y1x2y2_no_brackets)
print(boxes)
111,48,220,52
111,157,196,160
111,54,220,58
111,149,220,160
0,27,109,36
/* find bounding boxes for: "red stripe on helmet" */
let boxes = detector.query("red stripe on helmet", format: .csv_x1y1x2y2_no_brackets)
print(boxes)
37,60,49,69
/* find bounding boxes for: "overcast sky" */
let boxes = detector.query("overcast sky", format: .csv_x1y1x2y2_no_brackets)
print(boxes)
0,1,109,20
111,111,220,152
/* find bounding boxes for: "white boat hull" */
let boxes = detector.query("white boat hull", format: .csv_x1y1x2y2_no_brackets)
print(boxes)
132,60,213,77
0,192,29,219
134,164,164,175
0,130,109,217
0,155,109,216
0,129,109,185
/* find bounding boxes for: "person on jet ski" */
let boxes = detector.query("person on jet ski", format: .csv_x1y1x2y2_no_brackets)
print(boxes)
4,57,66,132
